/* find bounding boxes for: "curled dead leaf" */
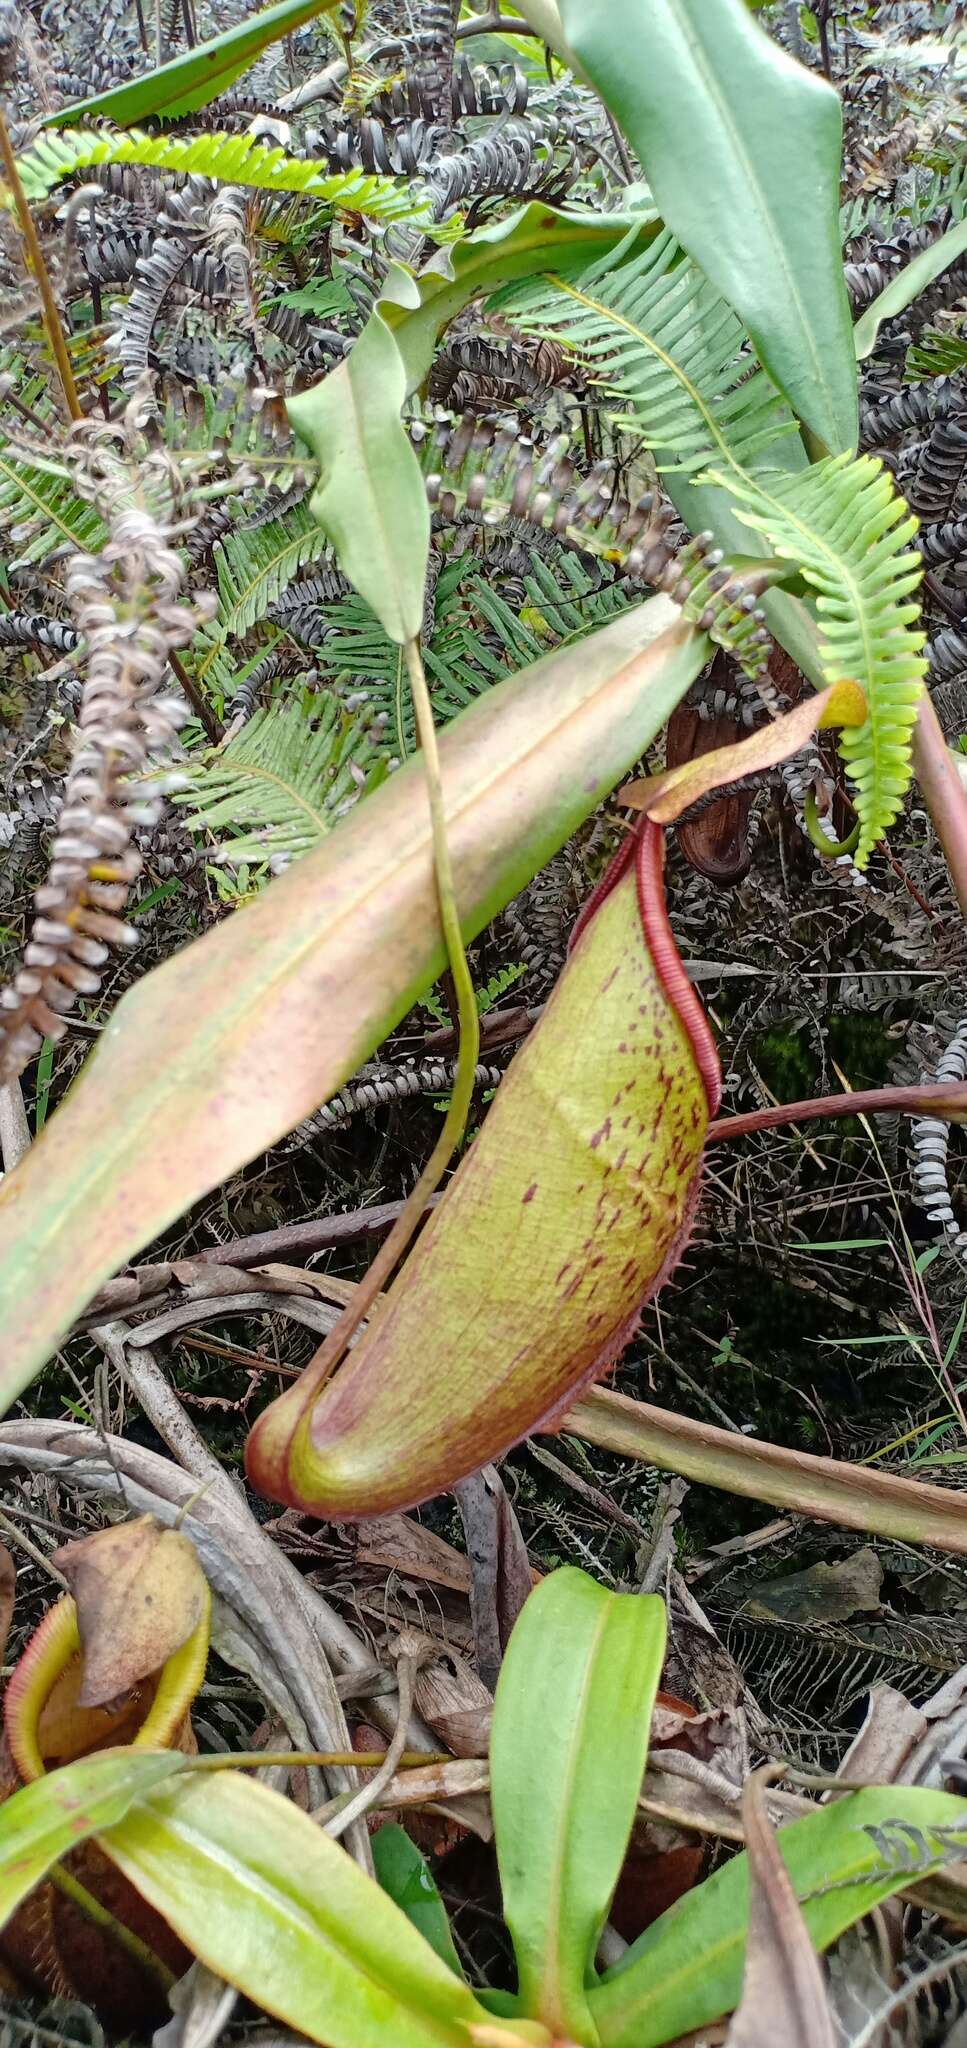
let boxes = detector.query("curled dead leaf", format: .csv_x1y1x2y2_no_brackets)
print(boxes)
0,1583,210,2030
52,1515,208,1706
725,1771,837,2046
621,682,866,827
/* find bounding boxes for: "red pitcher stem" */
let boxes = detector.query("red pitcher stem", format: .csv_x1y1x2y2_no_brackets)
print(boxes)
707,1079,967,1144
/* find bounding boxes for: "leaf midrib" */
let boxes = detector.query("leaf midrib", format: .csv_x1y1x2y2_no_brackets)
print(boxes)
0,455,101,548
532,1598,609,2035
187,753,332,839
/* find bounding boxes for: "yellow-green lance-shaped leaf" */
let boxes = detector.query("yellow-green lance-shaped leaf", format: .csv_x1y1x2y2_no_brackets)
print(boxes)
288,307,430,646
99,1770,497,2048
491,1570,666,2043
0,601,706,1411
245,823,719,1517
591,1786,967,2048
0,1751,185,1933
285,204,652,643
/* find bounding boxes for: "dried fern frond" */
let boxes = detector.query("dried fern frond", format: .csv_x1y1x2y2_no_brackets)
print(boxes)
909,414,967,519
0,407,216,1085
0,611,79,653
500,229,928,862
804,1814,967,1899
910,1012,967,1257
174,690,388,869
411,411,676,586
425,122,575,221
10,127,430,221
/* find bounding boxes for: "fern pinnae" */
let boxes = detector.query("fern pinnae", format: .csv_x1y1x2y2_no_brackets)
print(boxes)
720,455,927,851
0,447,107,562
499,230,927,862
533,230,793,476
214,501,333,641
175,692,387,868
11,128,428,222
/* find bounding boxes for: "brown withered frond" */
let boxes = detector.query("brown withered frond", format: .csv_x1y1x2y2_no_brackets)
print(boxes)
0,389,214,1084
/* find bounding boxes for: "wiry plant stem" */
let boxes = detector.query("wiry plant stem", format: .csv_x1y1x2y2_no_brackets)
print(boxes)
169,647,222,743
272,636,481,1401
707,1077,967,1144
47,1865,174,1993
0,106,81,422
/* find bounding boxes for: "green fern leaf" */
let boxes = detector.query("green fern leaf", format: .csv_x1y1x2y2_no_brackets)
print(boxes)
906,325,967,379
312,554,632,759
717,454,925,851
10,127,429,221
0,448,107,564
468,554,632,671
499,230,793,478
314,566,487,758
175,690,388,868
500,230,927,862
214,501,332,640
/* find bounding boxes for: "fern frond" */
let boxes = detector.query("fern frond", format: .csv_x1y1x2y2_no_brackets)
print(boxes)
214,502,332,640
182,616,249,708
499,231,794,478
315,594,410,747
318,551,636,757
0,447,107,564
10,129,429,222
906,324,967,378
174,690,388,868
467,554,632,672
719,456,925,852
501,230,927,862
498,550,634,643
316,563,490,756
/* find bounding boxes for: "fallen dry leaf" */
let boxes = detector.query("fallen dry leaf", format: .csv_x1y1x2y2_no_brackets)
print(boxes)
834,1684,926,1787
454,1465,534,1692
739,1547,883,1626
403,1627,494,1755
353,1514,473,1595
725,1771,837,2047
52,1515,208,1705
